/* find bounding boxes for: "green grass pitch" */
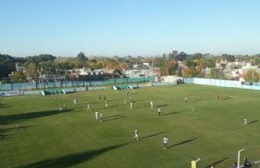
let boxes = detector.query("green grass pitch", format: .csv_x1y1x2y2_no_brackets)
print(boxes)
1,84,260,168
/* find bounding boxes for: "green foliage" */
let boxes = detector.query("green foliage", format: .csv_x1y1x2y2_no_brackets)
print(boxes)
210,68,222,79
186,59,197,67
221,54,235,62
160,61,178,75
182,67,204,78
2,51,260,81
191,53,202,59
152,57,167,67
77,52,88,62
244,69,260,82
207,58,217,68
25,62,39,81
253,56,260,65
0,54,16,77
175,51,188,61
27,54,56,63
11,71,27,83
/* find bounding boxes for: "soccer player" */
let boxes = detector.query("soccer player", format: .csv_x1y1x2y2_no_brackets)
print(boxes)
105,101,108,107
63,102,66,110
74,98,78,106
163,136,168,149
243,158,251,168
134,128,138,140
100,112,103,122
244,119,248,125
87,104,91,111
157,108,161,116
99,96,101,102
191,158,200,168
95,112,99,121
130,102,133,110
124,99,127,104
231,162,237,168
150,101,154,109
185,96,188,103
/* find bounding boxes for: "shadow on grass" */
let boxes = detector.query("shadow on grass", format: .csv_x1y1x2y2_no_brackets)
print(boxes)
109,104,125,109
91,103,125,111
18,125,34,130
205,157,228,168
156,104,168,108
104,115,126,122
142,131,168,139
161,111,181,116
222,97,231,100
0,133,13,140
0,134,6,140
191,100,200,103
2,109,72,122
169,138,197,148
132,106,149,110
0,124,33,140
16,143,128,168
248,120,258,125
105,114,124,119
80,101,99,106
0,125,17,134
132,99,146,102
0,115,10,125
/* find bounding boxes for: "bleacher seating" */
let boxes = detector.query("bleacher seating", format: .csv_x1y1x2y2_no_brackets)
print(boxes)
42,89,65,95
112,85,133,90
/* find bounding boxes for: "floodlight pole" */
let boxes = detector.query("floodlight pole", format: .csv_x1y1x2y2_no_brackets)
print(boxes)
237,148,245,168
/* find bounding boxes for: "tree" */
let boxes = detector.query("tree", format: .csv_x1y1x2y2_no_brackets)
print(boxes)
244,69,260,82
176,51,189,61
210,68,222,79
25,62,39,81
77,52,88,62
153,56,167,67
168,50,178,60
221,54,235,62
191,53,202,59
75,52,88,68
207,58,217,68
0,54,16,77
11,71,26,83
182,67,204,77
92,62,104,69
39,61,57,75
160,61,178,75
186,59,197,67
27,54,56,62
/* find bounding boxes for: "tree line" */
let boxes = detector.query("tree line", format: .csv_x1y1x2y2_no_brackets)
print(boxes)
1,51,260,83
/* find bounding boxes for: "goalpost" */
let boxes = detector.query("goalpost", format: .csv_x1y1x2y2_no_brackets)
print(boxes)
237,149,245,168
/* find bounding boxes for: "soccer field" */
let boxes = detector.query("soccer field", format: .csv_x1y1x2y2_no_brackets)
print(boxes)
1,84,260,168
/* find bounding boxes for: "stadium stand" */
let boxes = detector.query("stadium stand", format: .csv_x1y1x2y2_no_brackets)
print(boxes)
112,85,133,90
42,89,65,95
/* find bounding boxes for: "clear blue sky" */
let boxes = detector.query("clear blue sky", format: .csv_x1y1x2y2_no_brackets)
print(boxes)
1,0,260,57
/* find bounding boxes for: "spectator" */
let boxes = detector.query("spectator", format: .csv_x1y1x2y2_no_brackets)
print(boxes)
244,158,251,168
